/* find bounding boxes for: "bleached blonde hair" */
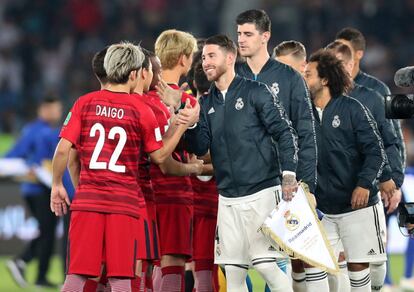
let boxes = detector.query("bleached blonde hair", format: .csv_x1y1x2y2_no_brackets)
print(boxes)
155,29,197,70
104,41,144,84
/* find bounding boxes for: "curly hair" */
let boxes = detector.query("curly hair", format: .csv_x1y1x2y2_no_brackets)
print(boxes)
309,49,352,97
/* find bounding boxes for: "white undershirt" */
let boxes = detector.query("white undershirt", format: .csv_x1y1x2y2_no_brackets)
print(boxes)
315,106,323,121
221,90,227,101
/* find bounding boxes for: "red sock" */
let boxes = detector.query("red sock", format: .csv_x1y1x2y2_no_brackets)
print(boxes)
83,279,98,292
160,266,185,292
131,276,141,292
152,265,162,292
194,260,214,292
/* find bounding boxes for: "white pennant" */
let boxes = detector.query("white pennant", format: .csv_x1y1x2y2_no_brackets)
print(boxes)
261,183,339,274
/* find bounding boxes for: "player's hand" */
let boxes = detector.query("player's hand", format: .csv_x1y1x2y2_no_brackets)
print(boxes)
156,79,182,110
351,186,369,210
50,183,71,216
177,99,200,126
188,155,204,175
281,174,298,201
386,188,402,214
379,179,396,206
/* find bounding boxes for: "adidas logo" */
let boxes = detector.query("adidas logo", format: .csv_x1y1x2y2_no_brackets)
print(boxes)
268,245,277,251
208,107,215,114
367,249,377,256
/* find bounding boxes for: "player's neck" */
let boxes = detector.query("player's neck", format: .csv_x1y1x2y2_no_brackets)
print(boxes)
161,69,182,85
215,69,236,92
352,61,360,79
313,89,331,109
105,83,131,94
246,49,270,75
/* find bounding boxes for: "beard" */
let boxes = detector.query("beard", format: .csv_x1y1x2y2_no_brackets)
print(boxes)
309,83,324,100
204,63,227,82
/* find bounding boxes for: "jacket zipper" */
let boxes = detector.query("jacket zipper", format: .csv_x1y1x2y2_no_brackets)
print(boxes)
222,94,238,196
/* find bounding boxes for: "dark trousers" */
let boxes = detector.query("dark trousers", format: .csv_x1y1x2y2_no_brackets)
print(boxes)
19,193,57,282
62,211,70,274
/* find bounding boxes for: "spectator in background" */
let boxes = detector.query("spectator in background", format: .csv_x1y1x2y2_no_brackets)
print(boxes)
5,96,63,288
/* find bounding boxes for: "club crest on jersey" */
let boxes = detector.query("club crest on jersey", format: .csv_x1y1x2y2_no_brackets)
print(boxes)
235,97,244,110
271,82,280,95
332,115,341,128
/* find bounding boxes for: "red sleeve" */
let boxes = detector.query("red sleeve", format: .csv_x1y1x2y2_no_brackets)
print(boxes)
138,104,164,153
60,98,82,146
180,91,197,107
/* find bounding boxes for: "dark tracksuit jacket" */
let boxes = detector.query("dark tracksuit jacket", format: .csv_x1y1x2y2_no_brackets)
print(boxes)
186,75,298,198
236,59,317,193
313,94,390,215
355,70,406,170
349,83,404,188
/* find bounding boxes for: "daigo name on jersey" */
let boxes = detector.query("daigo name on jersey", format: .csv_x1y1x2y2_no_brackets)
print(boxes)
96,105,125,120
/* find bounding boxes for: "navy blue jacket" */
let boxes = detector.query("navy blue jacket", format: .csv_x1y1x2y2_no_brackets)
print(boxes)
355,70,406,170
236,59,317,193
5,119,51,196
186,75,298,198
313,95,389,214
349,84,404,188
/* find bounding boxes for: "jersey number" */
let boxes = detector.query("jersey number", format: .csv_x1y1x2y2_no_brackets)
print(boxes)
89,123,127,173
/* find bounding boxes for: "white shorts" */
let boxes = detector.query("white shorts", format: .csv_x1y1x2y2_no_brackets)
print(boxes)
321,202,387,263
214,186,285,265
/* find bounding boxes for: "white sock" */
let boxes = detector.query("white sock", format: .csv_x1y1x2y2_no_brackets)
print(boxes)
252,258,292,292
108,278,132,292
225,265,249,292
291,271,306,292
304,267,329,292
328,261,350,292
349,269,371,292
369,262,386,291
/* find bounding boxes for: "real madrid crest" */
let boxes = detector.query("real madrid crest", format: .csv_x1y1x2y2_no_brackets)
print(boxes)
332,115,341,128
284,210,300,231
271,82,280,95
235,97,244,110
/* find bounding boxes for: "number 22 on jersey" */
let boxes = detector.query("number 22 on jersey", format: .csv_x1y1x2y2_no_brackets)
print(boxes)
89,122,127,173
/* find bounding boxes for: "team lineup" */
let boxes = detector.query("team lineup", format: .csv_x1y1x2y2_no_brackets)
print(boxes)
47,8,404,292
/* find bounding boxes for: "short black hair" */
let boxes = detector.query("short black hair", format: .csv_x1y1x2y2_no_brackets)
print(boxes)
325,41,353,62
194,61,211,94
187,51,203,95
273,40,306,59
309,49,352,98
236,9,271,33
335,27,366,51
39,95,61,108
92,47,109,84
142,48,156,70
205,34,237,55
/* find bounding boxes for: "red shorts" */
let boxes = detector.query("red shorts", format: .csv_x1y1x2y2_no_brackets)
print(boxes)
193,215,217,260
136,201,160,260
156,203,193,257
67,211,138,278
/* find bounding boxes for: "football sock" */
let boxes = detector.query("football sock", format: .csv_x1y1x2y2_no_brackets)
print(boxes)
252,258,291,292
62,274,87,292
304,267,329,292
349,269,371,292
160,266,185,292
225,264,249,292
108,278,132,292
370,262,386,291
291,271,307,292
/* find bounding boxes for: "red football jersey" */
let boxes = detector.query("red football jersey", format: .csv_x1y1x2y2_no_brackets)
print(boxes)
190,176,218,219
144,90,194,205
60,90,163,218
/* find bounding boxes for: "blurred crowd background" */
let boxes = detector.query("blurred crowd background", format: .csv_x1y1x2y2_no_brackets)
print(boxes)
1,0,414,135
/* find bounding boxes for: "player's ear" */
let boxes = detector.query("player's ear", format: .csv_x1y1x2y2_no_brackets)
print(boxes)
178,54,185,67
355,50,364,61
321,78,328,86
262,31,270,43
